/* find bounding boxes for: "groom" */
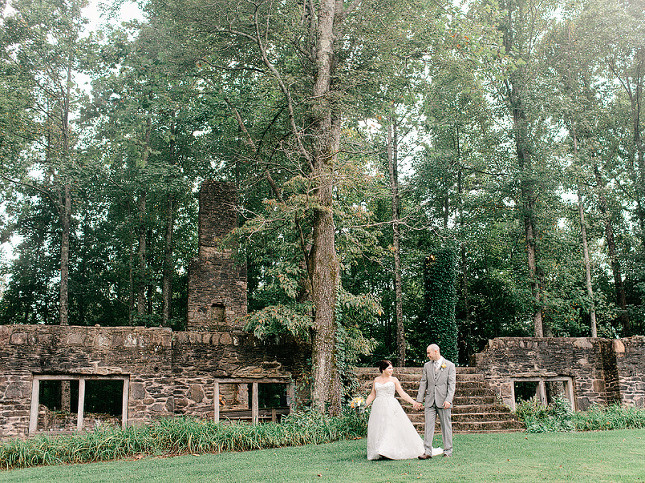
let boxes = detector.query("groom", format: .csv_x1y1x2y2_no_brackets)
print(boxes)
416,344,456,459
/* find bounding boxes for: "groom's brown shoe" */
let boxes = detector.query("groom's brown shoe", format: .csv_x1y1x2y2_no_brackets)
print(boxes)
418,454,432,460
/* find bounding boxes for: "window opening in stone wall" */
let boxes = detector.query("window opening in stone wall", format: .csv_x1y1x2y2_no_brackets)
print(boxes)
514,381,541,405
545,380,569,405
30,375,129,435
37,379,79,432
211,303,225,324
511,377,575,411
214,379,292,424
84,380,124,429
258,383,288,409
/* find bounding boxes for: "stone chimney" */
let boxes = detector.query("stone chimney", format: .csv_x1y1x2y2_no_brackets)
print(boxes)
187,181,247,330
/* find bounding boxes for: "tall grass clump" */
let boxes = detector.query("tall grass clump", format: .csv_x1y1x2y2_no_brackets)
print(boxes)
572,404,645,431
0,409,367,471
515,397,645,433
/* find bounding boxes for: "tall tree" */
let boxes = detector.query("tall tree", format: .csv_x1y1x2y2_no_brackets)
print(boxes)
1,0,91,326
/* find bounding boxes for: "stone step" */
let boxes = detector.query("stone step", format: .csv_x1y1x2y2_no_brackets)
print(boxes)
354,365,524,433
413,420,525,433
404,412,518,423
360,380,488,390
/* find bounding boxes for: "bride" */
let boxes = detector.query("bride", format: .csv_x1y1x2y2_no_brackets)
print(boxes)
365,360,440,460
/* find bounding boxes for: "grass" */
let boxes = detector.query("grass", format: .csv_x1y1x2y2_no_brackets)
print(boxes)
0,412,367,470
1,429,644,482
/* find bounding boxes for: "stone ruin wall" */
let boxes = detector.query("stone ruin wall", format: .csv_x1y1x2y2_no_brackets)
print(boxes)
474,336,645,410
0,325,174,438
3,180,644,439
0,324,300,439
614,336,645,408
187,181,247,330
172,332,304,420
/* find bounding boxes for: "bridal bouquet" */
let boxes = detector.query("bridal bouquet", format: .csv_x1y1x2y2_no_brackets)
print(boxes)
349,396,366,413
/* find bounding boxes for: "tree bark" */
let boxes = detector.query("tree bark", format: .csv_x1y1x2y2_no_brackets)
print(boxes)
511,85,543,336
59,58,73,327
387,112,405,366
503,1,544,337
136,192,147,318
59,183,71,326
136,118,152,319
572,131,597,336
578,189,597,337
309,0,341,413
162,194,175,326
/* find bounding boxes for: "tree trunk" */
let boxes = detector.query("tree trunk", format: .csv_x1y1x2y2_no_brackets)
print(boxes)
162,194,175,326
136,119,152,319
625,70,645,243
59,58,73,327
59,183,71,326
512,87,543,336
128,243,135,325
594,164,629,334
572,128,597,336
578,190,597,337
387,112,405,366
136,192,147,318
309,0,341,413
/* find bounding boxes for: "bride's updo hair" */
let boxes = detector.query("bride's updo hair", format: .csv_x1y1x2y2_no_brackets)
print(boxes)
378,360,393,373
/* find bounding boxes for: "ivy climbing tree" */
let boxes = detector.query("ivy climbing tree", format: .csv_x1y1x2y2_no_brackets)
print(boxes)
422,247,458,364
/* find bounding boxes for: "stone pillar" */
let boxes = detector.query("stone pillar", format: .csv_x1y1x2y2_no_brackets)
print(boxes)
187,181,247,330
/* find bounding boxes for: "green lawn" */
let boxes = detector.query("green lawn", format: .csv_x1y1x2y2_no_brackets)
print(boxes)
1,430,644,482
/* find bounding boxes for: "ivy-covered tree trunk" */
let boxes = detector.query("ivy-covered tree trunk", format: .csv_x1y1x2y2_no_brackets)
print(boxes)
423,247,458,364
387,112,405,366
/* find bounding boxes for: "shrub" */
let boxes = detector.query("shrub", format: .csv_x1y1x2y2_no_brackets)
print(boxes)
0,409,368,470
515,397,574,433
515,397,645,433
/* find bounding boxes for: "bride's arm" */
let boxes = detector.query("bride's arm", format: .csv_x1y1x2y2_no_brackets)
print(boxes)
365,381,377,407
394,378,417,406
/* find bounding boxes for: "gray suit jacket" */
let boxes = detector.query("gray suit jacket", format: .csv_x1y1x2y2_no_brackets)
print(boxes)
416,358,456,407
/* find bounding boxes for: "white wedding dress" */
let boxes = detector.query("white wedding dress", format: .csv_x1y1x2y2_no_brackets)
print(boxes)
366,381,425,460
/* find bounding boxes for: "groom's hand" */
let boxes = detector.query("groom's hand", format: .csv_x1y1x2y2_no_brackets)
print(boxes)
413,402,423,410
443,401,451,409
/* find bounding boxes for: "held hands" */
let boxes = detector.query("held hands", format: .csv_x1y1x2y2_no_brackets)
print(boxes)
443,401,451,409
413,402,423,410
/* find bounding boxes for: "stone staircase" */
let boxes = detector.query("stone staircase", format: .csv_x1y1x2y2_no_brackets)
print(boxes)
355,366,524,433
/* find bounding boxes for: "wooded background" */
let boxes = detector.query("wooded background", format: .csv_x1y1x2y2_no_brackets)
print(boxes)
1,0,644,408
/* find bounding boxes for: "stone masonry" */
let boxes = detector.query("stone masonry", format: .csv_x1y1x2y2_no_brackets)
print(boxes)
0,324,299,438
187,180,247,330
473,336,645,410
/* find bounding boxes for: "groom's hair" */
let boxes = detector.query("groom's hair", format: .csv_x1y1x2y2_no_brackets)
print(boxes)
378,360,393,373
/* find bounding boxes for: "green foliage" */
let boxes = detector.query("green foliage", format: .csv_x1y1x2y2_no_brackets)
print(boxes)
0,411,367,470
243,303,314,343
516,398,645,433
515,397,575,433
422,247,458,363
571,404,645,431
